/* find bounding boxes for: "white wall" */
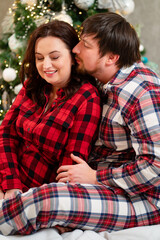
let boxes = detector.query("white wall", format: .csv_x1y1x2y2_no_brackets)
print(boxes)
128,0,160,68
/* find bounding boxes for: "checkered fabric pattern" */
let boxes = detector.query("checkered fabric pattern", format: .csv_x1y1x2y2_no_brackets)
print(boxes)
0,62,160,236
0,82,101,192
0,182,159,235
89,62,160,197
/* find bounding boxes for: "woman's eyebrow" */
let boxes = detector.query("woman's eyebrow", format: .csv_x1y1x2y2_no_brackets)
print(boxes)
35,50,60,55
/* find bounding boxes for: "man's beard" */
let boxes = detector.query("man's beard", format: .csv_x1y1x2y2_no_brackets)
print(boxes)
76,64,87,75
76,63,97,77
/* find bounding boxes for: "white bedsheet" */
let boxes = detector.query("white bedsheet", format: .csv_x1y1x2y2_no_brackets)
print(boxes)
1,225,160,240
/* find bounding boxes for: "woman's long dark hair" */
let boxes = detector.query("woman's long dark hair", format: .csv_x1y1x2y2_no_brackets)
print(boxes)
20,20,95,107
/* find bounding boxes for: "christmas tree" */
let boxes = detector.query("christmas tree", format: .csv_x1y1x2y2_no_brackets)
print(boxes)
0,0,158,121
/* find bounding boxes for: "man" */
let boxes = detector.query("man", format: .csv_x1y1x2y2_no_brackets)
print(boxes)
0,12,160,236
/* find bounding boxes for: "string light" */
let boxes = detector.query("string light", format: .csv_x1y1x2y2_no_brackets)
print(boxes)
9,8,12,14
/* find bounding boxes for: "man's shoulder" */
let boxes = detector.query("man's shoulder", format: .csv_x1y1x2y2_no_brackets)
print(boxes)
111,62,160,90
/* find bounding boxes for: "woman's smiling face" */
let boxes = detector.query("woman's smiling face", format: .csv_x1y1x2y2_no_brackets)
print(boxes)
35,36,73,89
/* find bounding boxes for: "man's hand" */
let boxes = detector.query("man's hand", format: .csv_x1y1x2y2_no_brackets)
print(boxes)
56,154,98,185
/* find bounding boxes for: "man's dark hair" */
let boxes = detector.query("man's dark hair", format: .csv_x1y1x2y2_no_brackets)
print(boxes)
82,12,141,68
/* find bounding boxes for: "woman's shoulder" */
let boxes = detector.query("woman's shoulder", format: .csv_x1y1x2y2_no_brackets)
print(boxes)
77,81,100,98
63,82,100,109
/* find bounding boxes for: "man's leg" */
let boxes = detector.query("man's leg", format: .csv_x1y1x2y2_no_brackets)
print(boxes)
0,182,159,235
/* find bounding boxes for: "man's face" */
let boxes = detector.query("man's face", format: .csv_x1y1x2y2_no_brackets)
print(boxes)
72,34,107,82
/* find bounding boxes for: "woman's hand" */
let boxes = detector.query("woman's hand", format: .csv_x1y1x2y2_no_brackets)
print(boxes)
56,154,98,185
0,189,22,200
0,190,4,200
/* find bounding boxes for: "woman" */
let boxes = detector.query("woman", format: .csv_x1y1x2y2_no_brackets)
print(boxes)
0,20,101,199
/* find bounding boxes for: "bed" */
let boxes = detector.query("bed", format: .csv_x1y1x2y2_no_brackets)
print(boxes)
1,224,160,240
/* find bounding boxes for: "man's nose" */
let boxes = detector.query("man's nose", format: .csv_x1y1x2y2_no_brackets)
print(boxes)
72,42,80,54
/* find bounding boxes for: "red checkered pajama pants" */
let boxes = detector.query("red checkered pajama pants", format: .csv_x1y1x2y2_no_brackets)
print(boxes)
0,182,159,235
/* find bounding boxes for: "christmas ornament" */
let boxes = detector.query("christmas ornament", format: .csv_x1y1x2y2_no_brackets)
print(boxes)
55,10,73,25
2,68,17,82
1,12,14,34
74,0,94,10
55,1,73,25
2,91,10,111
54,1,73,25
8,34,26,53
139,44,144,53
98,0,113,9
21,0,37,6
14,83,23,95
120,0,135,16
0,69,2,79
98,0,135,16
141,56,148,64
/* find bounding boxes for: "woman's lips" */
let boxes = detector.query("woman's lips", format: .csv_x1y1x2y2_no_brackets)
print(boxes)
44,70,57,77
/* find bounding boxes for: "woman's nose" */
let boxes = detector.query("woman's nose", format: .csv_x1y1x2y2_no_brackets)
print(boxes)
43,58,52,69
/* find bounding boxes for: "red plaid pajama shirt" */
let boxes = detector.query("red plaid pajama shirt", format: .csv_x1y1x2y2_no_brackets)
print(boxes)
0,62,160,235
0,82,101,192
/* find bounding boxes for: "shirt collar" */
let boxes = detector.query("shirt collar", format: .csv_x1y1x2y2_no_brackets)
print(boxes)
103,63,138,92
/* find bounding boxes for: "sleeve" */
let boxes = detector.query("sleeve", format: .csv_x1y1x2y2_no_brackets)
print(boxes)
0,87,26,191
60,88,101,166
96,88,160,196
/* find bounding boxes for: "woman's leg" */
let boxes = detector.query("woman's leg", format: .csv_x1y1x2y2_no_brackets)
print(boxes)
0,182,159,235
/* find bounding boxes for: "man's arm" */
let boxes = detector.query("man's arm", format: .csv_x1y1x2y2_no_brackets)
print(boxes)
96,89,160,196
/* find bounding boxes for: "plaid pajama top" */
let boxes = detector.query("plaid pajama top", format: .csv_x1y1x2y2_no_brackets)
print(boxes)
0,82,101,192
90,61,160,197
